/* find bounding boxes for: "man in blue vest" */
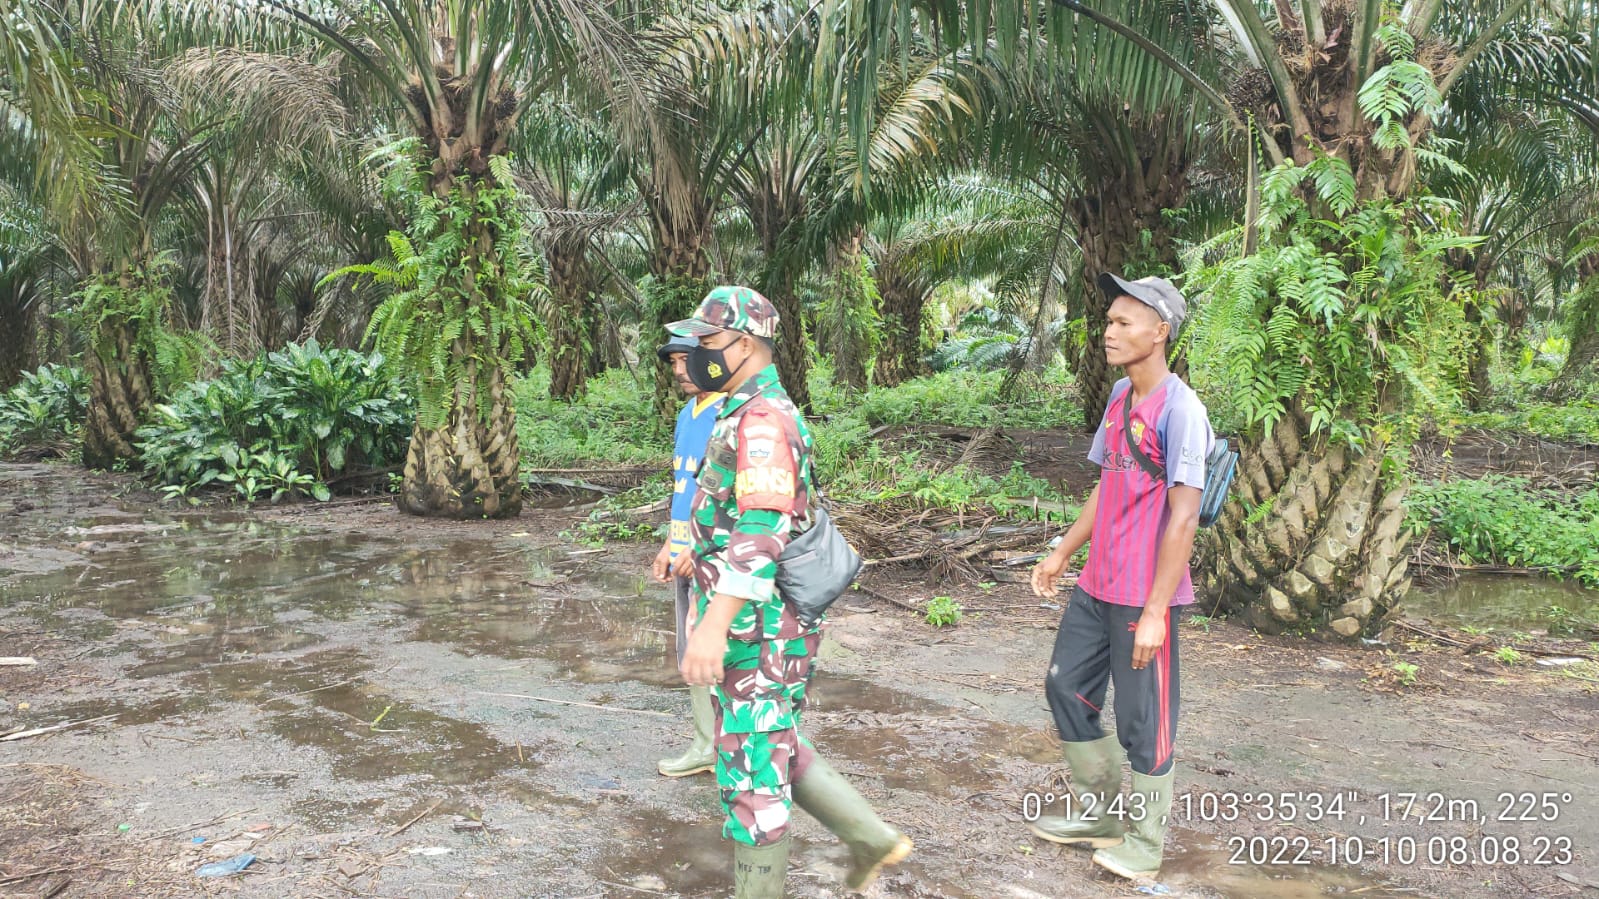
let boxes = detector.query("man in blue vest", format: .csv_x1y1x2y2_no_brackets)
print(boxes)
652,335,726,777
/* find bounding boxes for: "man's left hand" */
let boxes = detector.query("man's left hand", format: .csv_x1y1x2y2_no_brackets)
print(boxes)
671,551,694,579
1132,611,1167,670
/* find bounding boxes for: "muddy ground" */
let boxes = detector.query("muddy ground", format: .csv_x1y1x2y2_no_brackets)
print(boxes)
2,461,1598,899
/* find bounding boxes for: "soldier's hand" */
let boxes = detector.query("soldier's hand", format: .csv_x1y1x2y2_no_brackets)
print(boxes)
652,543,673,582
671,550,694,579
1031,552,1070,598
680,627,727,686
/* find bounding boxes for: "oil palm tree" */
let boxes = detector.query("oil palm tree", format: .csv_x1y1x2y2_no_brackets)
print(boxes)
192,0,653,517
514,95,636,400
1142,0,1593,637
847,0,1595,635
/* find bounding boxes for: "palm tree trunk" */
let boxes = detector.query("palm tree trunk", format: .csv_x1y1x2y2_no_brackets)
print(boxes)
1070,138,1190,431
766,284,812,409
1552,268,1599,398
1448,250,1496,411
648,213,712,422
1463,296,1493,410
391,154,528,519
1199,404,1411,638
398,343,521,518
0,297,31,391
1072,191,1143,432
82,313,153,469
1208,18,1440,636
1558,322,1599,388
547,236,595,400
873,275,926,388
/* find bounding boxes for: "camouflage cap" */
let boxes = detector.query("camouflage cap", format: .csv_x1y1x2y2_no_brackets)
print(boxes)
665,285,780,340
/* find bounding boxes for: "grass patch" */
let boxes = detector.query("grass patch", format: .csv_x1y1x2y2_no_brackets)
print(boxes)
1406,476,1599,586
514,367,671,468
518,363,1083,532
1456,400,1599,447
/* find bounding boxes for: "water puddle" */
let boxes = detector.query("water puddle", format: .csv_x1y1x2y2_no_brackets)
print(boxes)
1406,573,1596,631
267,686,537,785
0,466,1527,897
601,805,732,896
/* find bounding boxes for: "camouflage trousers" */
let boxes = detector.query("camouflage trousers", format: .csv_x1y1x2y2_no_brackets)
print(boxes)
712,631,821,846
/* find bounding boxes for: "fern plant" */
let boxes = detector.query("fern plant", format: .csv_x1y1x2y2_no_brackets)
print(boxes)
326,143,540,429
1190,49,1480,449
815,252,884,390
71,254,207,396
1190,161,1478,447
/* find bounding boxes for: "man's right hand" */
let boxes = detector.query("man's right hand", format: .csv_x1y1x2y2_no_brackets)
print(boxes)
651,542,673,582
1031,551,1071,598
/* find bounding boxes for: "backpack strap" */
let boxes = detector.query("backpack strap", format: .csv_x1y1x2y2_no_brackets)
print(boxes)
1120,390,1167,484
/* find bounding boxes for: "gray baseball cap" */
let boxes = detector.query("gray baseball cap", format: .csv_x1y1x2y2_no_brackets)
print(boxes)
1097,272,1187,333
656,335,697,361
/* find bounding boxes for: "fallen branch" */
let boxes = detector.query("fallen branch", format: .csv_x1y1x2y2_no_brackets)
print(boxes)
851,584,923,614
1394,620,1599,661
863,530,1042,568
140,807,259,843
524,476,619,496
0,714,118,742
0,866,82,887
0,656,37,666
1392,619,1477,649
386,798,444,838
1410,559,1573,576
473,691,672,718
1508,643,1599,662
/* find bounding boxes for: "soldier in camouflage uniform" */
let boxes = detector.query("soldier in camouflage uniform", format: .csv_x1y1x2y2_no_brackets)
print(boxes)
669,286,913,898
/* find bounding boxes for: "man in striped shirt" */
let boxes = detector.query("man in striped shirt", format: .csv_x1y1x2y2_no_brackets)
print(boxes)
1028,273,1213,881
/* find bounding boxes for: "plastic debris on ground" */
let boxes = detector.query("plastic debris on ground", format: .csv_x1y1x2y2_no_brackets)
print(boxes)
196,854,256,877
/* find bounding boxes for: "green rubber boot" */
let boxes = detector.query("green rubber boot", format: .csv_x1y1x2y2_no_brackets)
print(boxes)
1029,734,1125,848
1092,769,1174,880
734,837,790,899
793,756,913,893
657,685,716,777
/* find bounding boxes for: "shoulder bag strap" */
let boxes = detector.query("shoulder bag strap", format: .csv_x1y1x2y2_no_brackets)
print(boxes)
1120,390,1167,484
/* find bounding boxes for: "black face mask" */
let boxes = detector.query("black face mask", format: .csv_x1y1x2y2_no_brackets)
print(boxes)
687,338,750,393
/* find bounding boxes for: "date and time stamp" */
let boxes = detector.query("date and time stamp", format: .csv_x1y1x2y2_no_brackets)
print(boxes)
1021,789,1579,868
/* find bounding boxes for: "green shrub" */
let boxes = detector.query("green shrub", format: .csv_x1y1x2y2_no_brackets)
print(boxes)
925,595,964,627
514,367,670,468
0,364,88,456
1406,476,1599,586
137,341,413,502
1457,400,1599,446
512,362,1079,531
815,368,1076,431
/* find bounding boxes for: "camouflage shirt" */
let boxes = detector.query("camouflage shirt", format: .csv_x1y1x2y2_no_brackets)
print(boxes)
689,364,817,642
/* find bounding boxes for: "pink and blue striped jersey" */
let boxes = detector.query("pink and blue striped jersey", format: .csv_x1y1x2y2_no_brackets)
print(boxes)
1079,374,1213,607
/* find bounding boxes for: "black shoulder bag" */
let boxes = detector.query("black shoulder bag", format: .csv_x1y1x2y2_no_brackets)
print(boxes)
775,475,862,627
